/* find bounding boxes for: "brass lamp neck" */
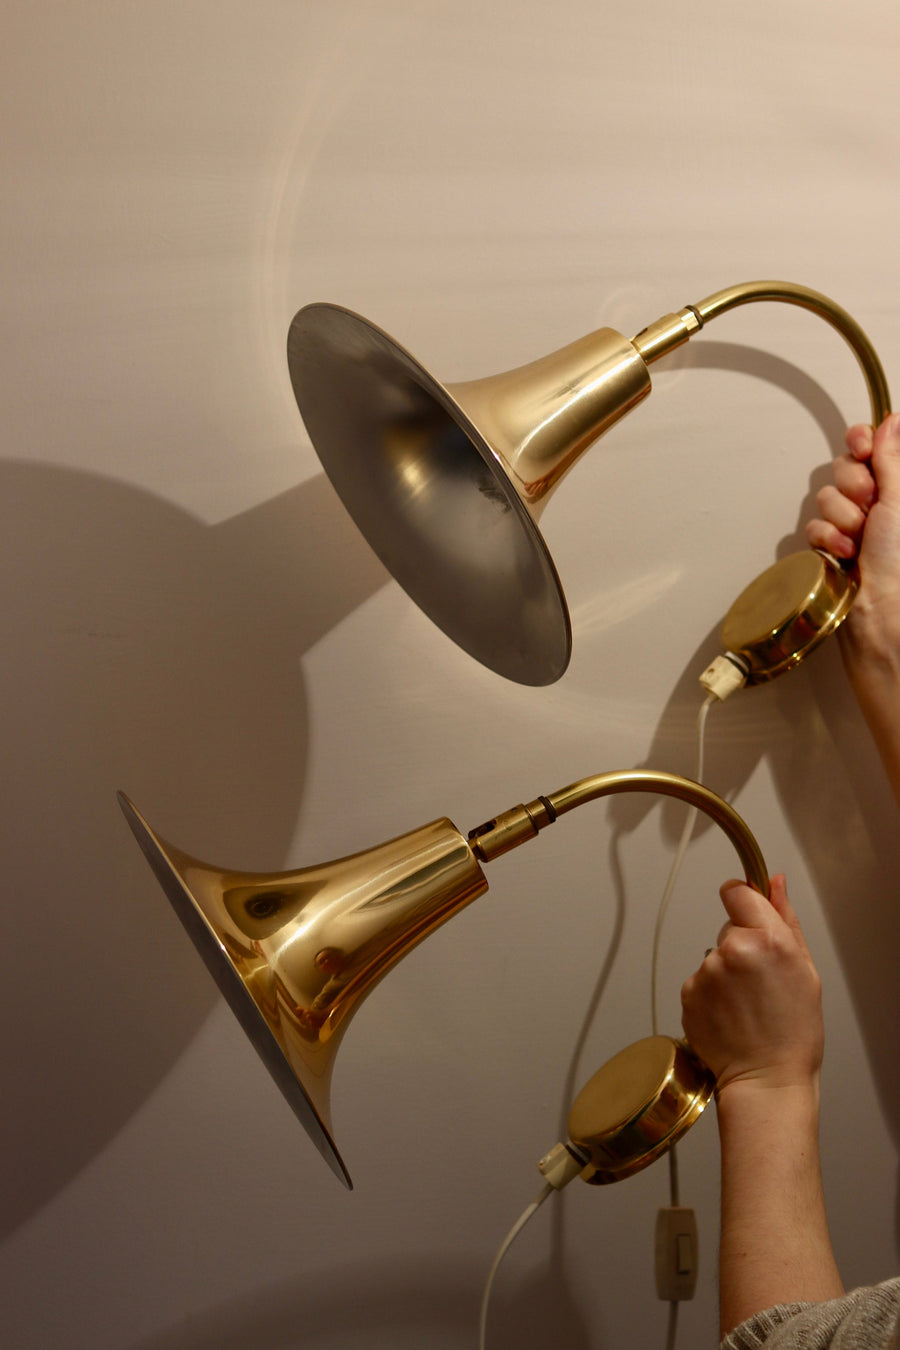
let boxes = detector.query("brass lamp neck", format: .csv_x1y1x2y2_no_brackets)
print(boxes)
632,279,891,426
468,768,769,896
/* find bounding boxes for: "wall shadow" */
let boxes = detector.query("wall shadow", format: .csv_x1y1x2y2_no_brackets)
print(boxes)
0,462,387,1241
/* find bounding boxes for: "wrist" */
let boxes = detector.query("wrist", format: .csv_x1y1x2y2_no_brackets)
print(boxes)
840,611,900,800
715,1076,821,1126
842,592,900,676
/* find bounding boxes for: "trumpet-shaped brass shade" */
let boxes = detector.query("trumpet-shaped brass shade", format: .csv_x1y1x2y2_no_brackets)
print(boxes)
287,304,651,685
288,282,890,686
118,792,488,1188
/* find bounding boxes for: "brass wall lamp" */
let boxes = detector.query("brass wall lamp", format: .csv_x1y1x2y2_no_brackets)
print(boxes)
287,280,890,686
119,770,767,1189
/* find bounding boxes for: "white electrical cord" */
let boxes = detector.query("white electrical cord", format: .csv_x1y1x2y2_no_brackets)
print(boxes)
649,690,717,1350
650,692,716,1038
479,691,719,1350
665,1299,679,1350
478,1182,554,1350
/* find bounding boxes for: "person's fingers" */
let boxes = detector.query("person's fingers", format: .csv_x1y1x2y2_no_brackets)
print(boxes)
804,417,900,563
765,873,812,956
718,878,777,929
806,460,874,558
714,875,812,965
765,873,790,919
805,517,857,559
814,483,868,539
845,422,874,461
832,452,877,510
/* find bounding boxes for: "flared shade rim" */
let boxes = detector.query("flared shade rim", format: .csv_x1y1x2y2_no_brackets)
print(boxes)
287,303,571,685
117,792,353,1189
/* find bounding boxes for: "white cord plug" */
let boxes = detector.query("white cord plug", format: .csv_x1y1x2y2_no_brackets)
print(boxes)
536,1140,588,1190
699,651,748,701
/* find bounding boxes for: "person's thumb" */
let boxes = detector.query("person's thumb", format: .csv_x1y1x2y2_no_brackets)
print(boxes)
870,413,900,502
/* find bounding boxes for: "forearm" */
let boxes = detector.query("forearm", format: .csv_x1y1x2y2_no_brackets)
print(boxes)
808,417,900,802
840,606,900,809
716,1082,844,1340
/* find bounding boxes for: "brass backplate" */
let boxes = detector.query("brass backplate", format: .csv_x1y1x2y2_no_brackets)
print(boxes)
568,1036,715,1184
721,550,858,683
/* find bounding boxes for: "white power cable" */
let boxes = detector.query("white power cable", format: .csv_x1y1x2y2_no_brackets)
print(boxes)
649,690,717,1350
478,1183,554,1350
650,692,716,1037
480,691,720,1350
665,1299,679,1350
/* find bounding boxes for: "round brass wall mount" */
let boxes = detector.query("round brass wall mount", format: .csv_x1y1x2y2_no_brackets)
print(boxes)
721,549,859,683
567,1036,715,1184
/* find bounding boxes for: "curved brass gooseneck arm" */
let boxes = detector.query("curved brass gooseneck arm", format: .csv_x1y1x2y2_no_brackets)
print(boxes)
631,279,891,426
468,768,769,897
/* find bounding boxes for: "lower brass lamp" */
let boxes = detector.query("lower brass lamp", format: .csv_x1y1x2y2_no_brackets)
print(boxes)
119,770,767,1189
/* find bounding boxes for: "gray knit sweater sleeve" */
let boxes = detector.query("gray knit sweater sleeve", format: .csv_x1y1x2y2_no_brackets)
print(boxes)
721,1279,900,1349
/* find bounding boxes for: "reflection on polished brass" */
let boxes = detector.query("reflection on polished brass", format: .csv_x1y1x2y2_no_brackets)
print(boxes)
117,793,488,1189
119,768,767,1186
447,330,651,502
721,550,859,682
567,1036,715,1184
288,281,890,685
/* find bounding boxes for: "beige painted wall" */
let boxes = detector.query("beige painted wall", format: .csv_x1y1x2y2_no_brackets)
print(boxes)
2,2,900,1347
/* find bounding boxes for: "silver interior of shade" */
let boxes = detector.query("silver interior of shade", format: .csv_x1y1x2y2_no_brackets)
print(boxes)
287,303,571,685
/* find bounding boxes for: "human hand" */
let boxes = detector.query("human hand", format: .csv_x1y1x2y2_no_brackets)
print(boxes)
806,413,900,653
680,875,824,1097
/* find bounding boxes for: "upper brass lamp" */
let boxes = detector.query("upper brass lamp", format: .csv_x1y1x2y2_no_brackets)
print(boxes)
288,281,890,685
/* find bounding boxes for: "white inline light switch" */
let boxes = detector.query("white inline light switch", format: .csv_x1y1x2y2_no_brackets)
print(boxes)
655,1207,698,1301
